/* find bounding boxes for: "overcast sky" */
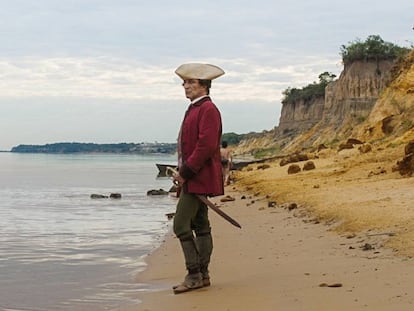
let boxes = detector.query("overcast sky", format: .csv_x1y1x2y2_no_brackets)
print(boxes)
0,0,413,150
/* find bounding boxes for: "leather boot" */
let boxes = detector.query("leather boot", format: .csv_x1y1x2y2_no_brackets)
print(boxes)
173,237,203,294
196,233,213,286
179,236,201,272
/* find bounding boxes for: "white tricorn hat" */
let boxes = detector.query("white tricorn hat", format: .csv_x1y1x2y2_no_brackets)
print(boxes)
175,63,225,80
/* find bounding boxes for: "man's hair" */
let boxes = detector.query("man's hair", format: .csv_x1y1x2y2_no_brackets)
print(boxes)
199,79,211,95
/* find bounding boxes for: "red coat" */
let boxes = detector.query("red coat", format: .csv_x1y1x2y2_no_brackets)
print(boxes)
178,96,224,196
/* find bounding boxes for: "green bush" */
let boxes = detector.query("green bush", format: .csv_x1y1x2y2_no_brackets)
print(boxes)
340,35,410,65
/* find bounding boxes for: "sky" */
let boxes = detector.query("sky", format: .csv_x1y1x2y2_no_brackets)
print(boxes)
0,0,413,150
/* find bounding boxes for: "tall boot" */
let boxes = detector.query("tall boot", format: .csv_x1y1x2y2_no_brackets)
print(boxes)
196,233,213,286
173,236,203,294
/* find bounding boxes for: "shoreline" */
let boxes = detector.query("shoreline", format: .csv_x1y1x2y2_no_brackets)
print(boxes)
121,145,414,311
123,185,413,311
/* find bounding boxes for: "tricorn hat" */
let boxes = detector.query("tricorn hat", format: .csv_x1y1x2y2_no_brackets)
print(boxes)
175,63,225,80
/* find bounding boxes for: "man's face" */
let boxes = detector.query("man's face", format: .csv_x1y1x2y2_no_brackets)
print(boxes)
182,79,207,101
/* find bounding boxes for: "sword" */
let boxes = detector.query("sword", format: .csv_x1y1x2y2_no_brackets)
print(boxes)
166,167,242,229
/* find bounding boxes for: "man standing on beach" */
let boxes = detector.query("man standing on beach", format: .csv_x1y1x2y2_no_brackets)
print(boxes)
172,63,225,294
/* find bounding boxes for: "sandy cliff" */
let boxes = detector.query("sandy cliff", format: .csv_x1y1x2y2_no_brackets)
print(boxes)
236,49,413,155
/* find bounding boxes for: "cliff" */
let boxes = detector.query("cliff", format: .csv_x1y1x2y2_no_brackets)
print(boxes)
278,96,325,134
282,59,395,151
235,49,414,156
278,60,394,135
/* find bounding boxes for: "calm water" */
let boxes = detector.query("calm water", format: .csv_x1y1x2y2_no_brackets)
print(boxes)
0,152,177,311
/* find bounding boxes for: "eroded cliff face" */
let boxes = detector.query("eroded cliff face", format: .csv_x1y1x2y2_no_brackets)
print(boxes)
236,51,414,156
323,60,394,126
356,49,414,142
278,96,325,134
279,60,394,134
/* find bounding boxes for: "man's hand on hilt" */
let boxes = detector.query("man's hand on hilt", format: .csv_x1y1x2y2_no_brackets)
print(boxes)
167,167,186,186
173,173,186,186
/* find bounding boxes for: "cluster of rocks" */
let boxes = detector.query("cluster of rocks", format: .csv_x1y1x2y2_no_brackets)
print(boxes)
90,193,122,199
90,186,178,199
287,161,316,174
337,138,373,154
276,152,317,175
239,193,299,212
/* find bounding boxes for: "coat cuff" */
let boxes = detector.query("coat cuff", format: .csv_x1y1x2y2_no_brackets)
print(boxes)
180,163,196,180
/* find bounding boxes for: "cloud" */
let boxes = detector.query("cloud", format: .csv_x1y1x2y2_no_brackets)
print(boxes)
0,57,177,99
0,54,341,103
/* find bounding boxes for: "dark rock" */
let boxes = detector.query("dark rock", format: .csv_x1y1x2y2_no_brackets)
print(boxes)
319,283,343,288
110,193,122,199
287,164,301,174
346,138,364,145
279,158,290,166
395,153,414,177
287,203,298,211
405,140,414,155
268,201,277,208
90,194,108,199
303,161,316,171
338,142,354,152
220,195,235,202
147,189,169,196
257,164,271,170
381,115,395,134
361,243,374,251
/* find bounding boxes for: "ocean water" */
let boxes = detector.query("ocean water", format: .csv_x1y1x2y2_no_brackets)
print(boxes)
0,152,177,311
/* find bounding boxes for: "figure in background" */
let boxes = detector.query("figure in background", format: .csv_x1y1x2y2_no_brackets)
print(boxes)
220,141,232,185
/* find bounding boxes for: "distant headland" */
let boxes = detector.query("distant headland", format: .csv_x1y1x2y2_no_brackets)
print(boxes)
9,132,251,154
10,142,177,154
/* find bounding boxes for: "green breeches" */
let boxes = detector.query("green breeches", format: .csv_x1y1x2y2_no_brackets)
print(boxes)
173,192,211,239
173,192,213,274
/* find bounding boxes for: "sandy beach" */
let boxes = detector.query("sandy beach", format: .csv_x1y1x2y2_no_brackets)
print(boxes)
123,143,414,311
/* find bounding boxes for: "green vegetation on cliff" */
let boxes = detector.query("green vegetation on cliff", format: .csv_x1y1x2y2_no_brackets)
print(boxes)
340,35,410,65
281,71,336,105
281,35,410,106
